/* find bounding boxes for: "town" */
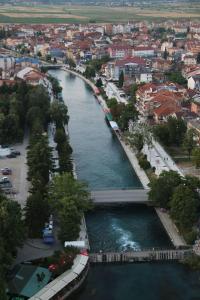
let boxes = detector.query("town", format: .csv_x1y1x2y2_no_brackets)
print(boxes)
1,19,200,299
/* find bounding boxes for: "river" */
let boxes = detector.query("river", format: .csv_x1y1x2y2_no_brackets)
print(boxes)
49,69,200,300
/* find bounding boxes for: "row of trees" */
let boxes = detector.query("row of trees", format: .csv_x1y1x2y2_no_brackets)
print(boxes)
153,116,187,147
0,192,25,299
0,81,31,145
49,173,92,243
149,170,200,243
50,100,73,173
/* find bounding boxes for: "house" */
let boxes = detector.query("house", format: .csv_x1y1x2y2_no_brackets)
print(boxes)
188,75,200,90
132,46,155,58
136,83,187,119
181,54,197,66
108,44,132,59
16,67,45,86
191,96,200,116
105,57,146,80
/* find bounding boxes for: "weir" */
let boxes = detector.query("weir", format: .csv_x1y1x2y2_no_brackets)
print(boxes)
89,249,192,263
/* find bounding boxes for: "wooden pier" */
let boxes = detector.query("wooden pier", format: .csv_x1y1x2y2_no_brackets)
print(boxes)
89,249,192,263
91,189,149,204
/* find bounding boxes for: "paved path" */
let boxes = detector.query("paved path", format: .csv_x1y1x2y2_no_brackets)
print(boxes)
143,140,184,177
156,208,186,247
14,238,62,264
91,189,148,204
14,133,29,208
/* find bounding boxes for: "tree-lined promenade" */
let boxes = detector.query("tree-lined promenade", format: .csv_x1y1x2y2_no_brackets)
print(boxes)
0,78,92,298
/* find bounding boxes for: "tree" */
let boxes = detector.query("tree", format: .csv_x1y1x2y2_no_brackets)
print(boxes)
148,170,182,208
118,103,138,131
167,117,187,146
125,131,144,152
49,173,92,243
66,58,76,69
50,101,69,127
58,197,81,243
118,70,124,88
182,128,197,159
166,71,187,85
49,173,91,213
46,54,51,62
163,48,168,60
0,193,25,294
27,134,54,188
192,148,200,168
84,66,95,78
130,83,138,103
25,191,50,237
170,184,198,230
96,78,103,88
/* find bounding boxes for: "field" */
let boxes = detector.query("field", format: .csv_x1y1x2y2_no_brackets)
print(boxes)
0,2,199,23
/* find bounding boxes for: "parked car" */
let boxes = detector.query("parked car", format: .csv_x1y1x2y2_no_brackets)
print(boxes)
0,177,10,184
7,153,17,158
1,168,12,175
11,150,21,156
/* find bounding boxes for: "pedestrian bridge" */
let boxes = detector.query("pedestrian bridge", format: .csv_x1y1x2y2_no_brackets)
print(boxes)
89,249,192,263
91,189,149,204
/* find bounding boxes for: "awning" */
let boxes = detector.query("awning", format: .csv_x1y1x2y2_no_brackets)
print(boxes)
109,121,119,130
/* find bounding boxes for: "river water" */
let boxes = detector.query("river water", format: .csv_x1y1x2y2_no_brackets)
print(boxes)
49,69,200,300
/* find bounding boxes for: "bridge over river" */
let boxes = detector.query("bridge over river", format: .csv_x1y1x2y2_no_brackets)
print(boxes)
89,249,192,263
91,189,149,204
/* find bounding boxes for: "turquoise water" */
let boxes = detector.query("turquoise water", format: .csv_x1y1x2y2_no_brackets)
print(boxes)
49,70,142,190
86,205,172,252
71,264,200,300
49,69,200,300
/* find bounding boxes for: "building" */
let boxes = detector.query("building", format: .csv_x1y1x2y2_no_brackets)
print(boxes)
108,44,132,59
132,47,155,58
188,75,200,90
16,67,45,86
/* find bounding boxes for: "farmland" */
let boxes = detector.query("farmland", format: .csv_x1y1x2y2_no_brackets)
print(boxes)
0,2,199,23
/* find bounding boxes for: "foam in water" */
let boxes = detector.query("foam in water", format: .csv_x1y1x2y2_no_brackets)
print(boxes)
111,219,140,251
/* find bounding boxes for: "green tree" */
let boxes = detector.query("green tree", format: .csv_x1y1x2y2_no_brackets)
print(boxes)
166,71,187,85
170,184,198,230
125,131,144,152
25,191,50,237
27,134,54,188
84,66,95,78
58,197,81,243
0,193,25,294
50,101,69,127
96,78,103,88
192,148,200,168
118,70,124,88
118,103,138,131
46,54,52,62
163,48,168,60
49,173,92,242
148,170,182,208
182,128,197,159
66,58,76,69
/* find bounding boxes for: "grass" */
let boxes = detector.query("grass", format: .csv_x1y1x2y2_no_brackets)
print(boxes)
0,3,200,23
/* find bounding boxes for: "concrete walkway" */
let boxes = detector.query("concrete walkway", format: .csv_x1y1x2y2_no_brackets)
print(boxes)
156,208,186,247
